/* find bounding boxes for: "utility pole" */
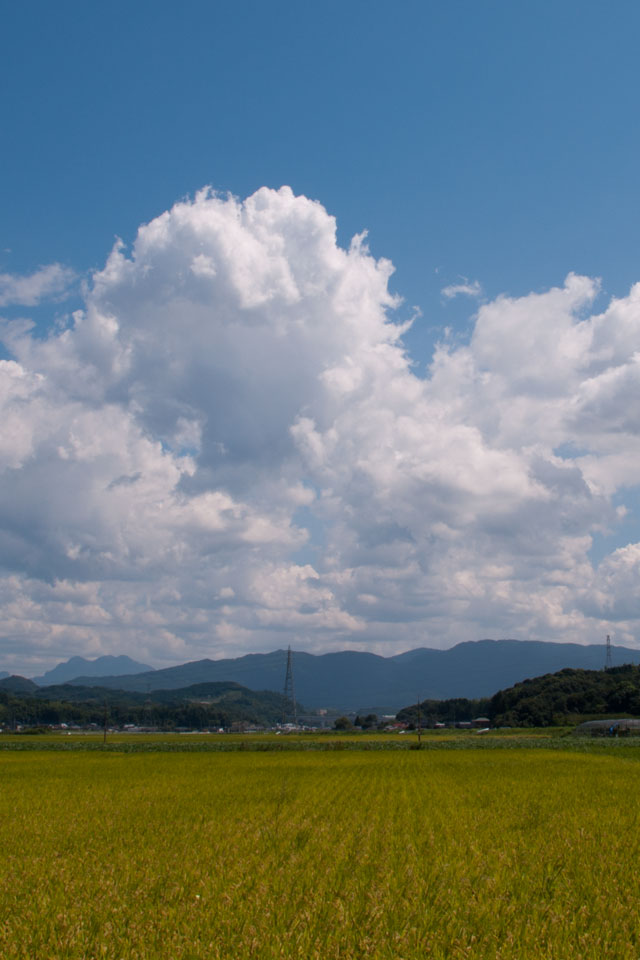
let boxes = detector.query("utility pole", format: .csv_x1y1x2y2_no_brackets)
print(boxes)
417,695,422,746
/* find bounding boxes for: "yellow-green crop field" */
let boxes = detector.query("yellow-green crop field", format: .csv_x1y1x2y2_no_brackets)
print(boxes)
2,746,640,959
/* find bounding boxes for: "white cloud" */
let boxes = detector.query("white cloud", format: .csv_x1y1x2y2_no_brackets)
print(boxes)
441,278,482,300
0,263,76,307
1,186,640,674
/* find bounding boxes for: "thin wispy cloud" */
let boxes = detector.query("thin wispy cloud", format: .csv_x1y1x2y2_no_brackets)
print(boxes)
441,279,483,300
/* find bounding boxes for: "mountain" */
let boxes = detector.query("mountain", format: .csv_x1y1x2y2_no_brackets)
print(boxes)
66,640,640,712
0,675,39,694
0,671,9,680
33,655,153,686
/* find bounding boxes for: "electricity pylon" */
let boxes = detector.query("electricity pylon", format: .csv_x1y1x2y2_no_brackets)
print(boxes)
283,646,298,725
605,634,613,670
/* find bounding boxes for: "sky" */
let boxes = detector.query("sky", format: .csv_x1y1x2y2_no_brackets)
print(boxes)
2,1,640,674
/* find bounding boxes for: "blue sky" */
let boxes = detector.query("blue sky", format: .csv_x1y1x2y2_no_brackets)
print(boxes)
5,1,640,350
2,1,640,671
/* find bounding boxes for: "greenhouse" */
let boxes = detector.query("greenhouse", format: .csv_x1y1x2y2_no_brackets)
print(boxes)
574,719,640,737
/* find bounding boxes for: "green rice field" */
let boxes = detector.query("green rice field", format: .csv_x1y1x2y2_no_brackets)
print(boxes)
2,741,640,959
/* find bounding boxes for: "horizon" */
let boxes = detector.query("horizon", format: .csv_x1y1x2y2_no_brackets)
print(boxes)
2,2,640,674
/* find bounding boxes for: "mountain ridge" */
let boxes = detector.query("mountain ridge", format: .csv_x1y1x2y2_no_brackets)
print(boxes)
63,639,640,712
32,655,153,686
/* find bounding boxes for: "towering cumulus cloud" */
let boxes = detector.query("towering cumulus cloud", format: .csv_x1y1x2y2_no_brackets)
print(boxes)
1,186,639,670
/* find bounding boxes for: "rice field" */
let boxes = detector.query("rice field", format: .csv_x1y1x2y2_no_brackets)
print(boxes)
1,745,640,959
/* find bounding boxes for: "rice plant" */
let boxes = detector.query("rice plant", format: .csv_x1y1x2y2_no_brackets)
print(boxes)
1,748,639,958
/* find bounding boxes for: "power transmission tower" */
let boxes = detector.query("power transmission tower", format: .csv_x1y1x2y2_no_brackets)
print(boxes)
605,634,613,671
143,678,152,730
283,646,297,726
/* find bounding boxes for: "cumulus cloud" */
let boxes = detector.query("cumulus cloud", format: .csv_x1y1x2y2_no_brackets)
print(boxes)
1,186,639,673
0,263,76,307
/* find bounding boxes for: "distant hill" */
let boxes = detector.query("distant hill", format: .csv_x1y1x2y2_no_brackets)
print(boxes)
0,675,39,694
0,679,296,729
27,679,291,708
33,655,153,686
0,671,9,680
66,640,640,712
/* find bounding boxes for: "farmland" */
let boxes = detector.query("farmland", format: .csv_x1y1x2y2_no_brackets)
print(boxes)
1,742,640,958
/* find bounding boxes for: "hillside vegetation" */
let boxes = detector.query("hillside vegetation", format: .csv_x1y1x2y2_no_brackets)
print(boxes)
396,696,490,726
0,680,296,730
396,664,640,728
488,664,640,726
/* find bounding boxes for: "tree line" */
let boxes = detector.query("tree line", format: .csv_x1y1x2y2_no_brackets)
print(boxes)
397,664,640,727
0,680,295,730
487,664,640,726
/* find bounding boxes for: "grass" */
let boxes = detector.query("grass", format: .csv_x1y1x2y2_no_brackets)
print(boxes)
0,726,624,753
1,746,640,958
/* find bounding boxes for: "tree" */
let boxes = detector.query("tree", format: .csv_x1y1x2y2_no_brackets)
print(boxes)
334,716,352,731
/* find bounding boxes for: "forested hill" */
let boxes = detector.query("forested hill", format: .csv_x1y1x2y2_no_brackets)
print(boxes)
0,680,296,730
396,697,491,726
488,664,640,726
